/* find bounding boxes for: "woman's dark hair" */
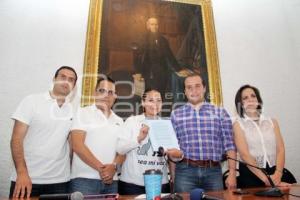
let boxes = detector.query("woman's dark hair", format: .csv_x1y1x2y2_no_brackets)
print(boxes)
54,66,78,84
141,88,161,114
235,84,263,117
142,88,161,102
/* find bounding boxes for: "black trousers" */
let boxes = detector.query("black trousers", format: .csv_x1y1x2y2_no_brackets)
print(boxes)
9,181,69,198
238,163,295,188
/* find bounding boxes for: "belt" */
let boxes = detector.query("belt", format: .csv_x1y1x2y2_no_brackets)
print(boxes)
181,158,220,167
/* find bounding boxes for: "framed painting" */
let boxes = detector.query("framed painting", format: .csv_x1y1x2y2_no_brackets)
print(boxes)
81,0,222,118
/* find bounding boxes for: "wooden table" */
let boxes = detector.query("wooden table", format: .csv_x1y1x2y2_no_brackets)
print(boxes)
204,185,300,200
2,185,300,200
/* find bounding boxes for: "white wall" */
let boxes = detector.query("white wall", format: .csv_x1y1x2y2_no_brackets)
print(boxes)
0,0,89,196
213,0,300,181
0,0,299,196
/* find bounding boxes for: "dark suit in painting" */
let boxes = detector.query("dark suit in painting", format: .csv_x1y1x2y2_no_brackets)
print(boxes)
134,32,182,99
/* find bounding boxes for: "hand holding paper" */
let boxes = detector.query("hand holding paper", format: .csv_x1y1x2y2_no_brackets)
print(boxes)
137,124,149,143
145,119,180,151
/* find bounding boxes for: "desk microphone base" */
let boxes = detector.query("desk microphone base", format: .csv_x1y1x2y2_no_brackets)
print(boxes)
254,187,284,197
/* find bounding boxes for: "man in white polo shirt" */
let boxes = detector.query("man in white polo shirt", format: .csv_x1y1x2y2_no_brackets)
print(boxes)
70,77,124,194
10,66,78,198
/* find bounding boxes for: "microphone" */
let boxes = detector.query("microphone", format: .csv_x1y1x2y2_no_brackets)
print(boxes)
225,155,284,197
190,188,222,200
158,146,165,157
39,192,83,200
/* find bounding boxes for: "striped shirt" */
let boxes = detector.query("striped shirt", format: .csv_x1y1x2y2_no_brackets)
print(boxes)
171,102,235,161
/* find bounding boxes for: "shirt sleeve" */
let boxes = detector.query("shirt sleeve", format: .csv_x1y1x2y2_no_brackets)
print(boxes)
220,108,236,152
116,117,140,155
170,111,179,136
71,107,87,132
11,95,35,125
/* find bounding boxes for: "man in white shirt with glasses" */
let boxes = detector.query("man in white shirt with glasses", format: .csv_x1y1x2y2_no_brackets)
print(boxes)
70,76,124,194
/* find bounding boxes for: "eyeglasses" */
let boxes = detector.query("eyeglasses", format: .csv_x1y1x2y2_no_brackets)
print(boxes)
96,88,115,96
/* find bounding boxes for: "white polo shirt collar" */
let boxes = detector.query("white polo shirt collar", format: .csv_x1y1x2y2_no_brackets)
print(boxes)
44,91,71,107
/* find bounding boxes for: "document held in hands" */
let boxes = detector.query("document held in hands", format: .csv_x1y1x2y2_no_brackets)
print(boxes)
145,119,180,151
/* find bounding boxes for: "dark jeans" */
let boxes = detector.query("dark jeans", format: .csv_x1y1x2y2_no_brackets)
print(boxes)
118,180,170,195
174,162,223,193
9,181,69,198
70,178,118,195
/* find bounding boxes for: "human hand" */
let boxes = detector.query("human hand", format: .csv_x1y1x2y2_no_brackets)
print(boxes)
13,172,32,198
165,148,182,158
277,181,292,187
100,174,113,185
99,164,116,184
137,124,149,143
271,171,282,186
225,172,237,190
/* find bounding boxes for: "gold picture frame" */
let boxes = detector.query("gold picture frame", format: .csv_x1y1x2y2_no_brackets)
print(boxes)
81,0,222,111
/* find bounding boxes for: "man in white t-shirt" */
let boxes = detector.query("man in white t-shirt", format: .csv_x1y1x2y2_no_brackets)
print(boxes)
10,66,78,198
70,77,124,194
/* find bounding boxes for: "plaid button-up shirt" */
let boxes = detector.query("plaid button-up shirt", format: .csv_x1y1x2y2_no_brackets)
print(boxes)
171,102,235,161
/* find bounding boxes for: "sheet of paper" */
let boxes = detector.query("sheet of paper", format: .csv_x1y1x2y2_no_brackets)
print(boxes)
145,119,180,151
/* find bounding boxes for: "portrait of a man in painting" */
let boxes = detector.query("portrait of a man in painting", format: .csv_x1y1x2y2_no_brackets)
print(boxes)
82,0,222,118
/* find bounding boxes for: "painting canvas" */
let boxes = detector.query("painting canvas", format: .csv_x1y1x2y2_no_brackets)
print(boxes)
82,0,222,118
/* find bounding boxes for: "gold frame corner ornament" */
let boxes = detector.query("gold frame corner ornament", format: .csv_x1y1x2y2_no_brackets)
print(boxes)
81,0,222,107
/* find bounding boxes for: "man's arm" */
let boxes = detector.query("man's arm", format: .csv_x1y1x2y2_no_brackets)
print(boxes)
10,120,32,198
225,150,237,189
220,109,237,189
71,130,104,177
101,154,126,184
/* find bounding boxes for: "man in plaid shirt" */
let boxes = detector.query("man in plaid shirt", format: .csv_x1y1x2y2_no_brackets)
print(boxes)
171,74,237,192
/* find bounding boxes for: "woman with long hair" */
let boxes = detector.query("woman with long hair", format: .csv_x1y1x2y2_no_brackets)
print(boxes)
233,84,295,188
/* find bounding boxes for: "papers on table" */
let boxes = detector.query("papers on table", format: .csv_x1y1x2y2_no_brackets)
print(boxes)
145,119,180,152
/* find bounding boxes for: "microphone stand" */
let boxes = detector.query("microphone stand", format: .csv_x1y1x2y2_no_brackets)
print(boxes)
226,156,284,197
158,147,183,200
